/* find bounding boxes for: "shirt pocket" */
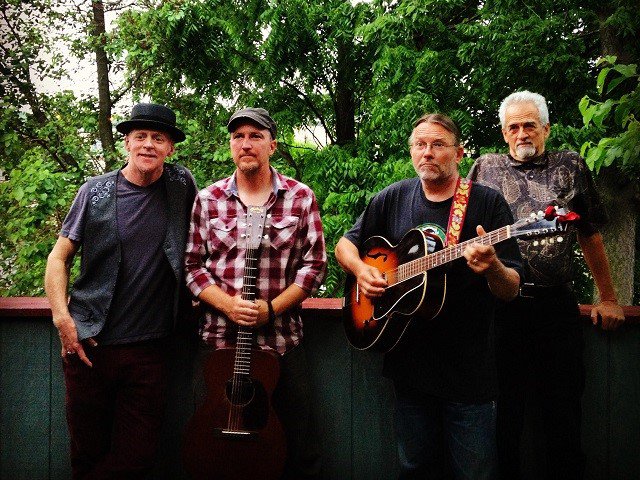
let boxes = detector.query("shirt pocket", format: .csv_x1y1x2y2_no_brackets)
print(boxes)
269,215,299,250
208,216,238,252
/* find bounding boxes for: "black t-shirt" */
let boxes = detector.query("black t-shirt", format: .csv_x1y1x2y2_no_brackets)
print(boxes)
344,177,523,402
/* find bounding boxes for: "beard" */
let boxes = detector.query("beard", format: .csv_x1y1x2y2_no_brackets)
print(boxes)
238,163,260,175
515,144,538,159
415,163,455,185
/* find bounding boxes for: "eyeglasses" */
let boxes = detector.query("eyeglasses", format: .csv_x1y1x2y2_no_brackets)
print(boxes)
411,141,457,152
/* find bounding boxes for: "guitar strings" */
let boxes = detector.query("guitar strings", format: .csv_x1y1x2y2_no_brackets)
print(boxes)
228,242,258,431
385,227,510,287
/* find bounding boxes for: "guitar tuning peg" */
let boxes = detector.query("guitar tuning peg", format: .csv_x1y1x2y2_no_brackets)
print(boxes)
533,240,539,246
557,236,563,243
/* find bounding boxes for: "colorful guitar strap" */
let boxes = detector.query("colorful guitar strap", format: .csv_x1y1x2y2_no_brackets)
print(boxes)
445,177,472,246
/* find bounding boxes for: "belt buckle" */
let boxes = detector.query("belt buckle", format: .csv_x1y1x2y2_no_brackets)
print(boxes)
519,283,535,299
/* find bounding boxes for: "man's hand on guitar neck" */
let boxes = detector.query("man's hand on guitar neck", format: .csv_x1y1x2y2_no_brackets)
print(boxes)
463,225,521,301
462,228,500,276
223,296,270,328
198,284,270,328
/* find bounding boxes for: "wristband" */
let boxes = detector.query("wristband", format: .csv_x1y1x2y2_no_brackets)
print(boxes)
267,300,276,323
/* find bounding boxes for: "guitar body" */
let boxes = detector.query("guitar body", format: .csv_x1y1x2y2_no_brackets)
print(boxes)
343,228,446,352
182,347,286,480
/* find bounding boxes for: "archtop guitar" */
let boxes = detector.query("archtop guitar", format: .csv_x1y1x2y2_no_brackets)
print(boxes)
343,206,579,352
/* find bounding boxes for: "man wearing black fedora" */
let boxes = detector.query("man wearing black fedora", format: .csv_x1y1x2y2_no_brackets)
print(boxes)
45,103,196,479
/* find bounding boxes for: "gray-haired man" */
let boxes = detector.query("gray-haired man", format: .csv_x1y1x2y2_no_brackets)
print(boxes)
468,91,625,479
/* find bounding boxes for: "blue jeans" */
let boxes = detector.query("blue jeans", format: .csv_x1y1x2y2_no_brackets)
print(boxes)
394,384,497,480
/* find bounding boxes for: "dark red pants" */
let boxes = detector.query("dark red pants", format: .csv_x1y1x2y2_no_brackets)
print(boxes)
63,341,168,480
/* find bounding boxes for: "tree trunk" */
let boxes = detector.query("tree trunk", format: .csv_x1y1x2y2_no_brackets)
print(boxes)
595,169,637,305
334,38,356,147
91,1,116,167
595,4,640,305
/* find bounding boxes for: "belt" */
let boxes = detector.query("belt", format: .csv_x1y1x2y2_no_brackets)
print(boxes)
518,282,572,299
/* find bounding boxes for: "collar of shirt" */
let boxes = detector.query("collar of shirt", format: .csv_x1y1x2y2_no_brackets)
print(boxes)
509,152,549,169
226,166,284,199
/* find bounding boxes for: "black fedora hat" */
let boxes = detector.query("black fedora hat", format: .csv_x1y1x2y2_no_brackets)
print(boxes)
116,103,186,143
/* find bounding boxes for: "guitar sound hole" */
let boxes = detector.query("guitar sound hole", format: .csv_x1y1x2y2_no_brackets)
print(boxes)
225,378,256,406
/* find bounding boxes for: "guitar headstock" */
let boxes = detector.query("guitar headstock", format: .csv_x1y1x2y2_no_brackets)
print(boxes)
242,206,269,250
511,206,580,243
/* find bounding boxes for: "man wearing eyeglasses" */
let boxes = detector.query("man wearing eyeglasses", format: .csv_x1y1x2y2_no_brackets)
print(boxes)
468,91,625,480
336,113,523,479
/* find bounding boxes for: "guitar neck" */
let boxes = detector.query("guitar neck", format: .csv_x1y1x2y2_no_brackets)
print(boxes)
392,225,511,285
234,242,260,377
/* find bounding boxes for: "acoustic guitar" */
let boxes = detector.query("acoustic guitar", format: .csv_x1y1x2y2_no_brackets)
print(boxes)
343,206,579,352
182,206,286,480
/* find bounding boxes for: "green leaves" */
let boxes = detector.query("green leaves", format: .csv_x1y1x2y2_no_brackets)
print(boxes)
0,154,85,295
3,0,640,297
580,57,639,174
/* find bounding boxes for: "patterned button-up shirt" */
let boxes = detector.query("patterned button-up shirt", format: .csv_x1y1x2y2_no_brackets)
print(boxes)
468,151,607,285
184,167,327,354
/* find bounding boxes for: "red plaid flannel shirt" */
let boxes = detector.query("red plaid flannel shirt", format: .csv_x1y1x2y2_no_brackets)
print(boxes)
184,168,327,354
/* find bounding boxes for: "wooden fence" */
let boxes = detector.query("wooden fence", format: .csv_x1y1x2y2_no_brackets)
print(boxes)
1,297,639,479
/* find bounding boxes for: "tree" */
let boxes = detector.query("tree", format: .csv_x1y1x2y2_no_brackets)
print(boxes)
117,0,378,148
2,0,639,301
0,0,129,294
579,57,640,304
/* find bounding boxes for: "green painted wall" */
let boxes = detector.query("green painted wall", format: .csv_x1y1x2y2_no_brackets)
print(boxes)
1,313,638,479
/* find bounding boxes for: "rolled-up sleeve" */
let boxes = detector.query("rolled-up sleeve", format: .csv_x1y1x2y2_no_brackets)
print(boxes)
293,193,327,294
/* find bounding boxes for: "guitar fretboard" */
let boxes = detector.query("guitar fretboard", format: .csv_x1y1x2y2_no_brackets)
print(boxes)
232,207,266,379
233,243,259,377
386,225,511,286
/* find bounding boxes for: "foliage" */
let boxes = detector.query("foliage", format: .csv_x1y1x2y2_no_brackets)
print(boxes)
579,56,640,175
2,0,640,300
0,1,125,295
0,155,85,295
115,0,376,147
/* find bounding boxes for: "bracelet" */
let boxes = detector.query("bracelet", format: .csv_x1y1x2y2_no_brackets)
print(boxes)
267,300,276,323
